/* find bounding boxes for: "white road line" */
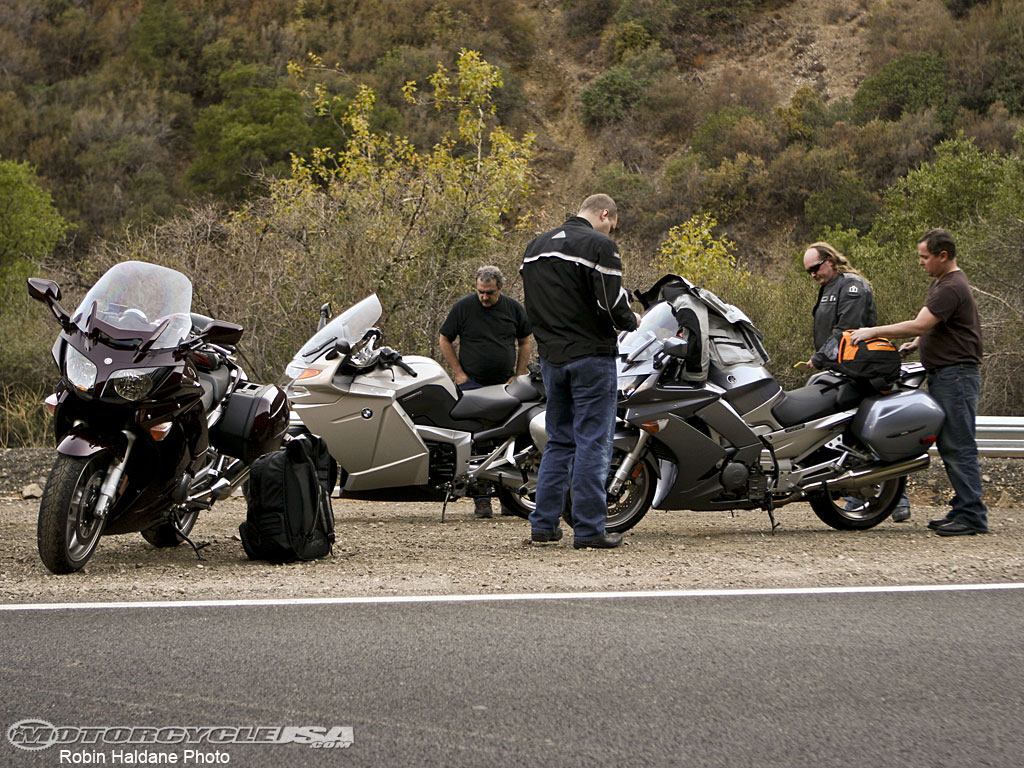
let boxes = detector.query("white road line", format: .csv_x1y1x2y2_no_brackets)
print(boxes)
2,582,1023,611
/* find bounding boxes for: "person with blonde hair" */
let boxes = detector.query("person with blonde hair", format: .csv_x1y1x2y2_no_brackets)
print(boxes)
802,241,911,522
802,241,875,370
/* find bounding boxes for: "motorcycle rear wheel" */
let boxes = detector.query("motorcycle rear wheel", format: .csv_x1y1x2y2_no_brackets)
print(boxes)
37,454,111,574
808,476,906,530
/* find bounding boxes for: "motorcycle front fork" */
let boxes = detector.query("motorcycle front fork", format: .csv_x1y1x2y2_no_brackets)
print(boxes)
607,429,652,495
95,431,136,519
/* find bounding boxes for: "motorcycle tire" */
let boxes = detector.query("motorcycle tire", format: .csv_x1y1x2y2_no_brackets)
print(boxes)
37,454,111,574
140,509,199,548
494,486,532,519
808,476,906,530
560,451,657,534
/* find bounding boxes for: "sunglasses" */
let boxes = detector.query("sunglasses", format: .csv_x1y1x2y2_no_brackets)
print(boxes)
806,260,827,275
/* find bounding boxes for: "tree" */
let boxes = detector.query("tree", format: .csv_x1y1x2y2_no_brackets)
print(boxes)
0,158,68,269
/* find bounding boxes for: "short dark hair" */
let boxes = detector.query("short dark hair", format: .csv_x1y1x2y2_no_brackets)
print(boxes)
918,228,957,261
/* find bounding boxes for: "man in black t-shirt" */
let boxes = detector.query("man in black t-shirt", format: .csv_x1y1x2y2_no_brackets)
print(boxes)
439,265,531,517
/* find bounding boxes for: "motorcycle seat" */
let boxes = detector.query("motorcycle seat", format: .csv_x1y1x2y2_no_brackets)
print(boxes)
451,385,520,424
772,378,861,428
198,366,231,412
504,373,543,403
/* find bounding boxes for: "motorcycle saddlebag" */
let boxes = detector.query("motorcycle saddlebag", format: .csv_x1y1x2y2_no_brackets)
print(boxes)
209,381,289,464
851,390,945,462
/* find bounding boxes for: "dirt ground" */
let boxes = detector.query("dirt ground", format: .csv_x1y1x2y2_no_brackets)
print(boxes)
1,449,1022,604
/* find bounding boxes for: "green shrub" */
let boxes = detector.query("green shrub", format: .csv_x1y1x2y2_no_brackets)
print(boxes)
804,172,879,235
580,45,671,127
852,52,954,124
690,107,778,168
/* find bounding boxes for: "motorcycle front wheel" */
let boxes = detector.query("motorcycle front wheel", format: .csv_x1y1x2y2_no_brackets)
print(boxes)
808,476,906,530
37,454,111,574
559,450,657,534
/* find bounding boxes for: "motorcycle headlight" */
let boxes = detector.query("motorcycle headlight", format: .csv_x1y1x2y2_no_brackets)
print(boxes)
64,346,97,392
108,368,158,401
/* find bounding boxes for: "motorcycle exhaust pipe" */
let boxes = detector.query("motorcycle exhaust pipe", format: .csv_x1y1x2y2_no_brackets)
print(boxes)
803,454,931,493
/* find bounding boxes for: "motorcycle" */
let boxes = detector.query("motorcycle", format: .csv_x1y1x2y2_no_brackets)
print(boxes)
283,294,557,518
28,261,289,573
588,275,946,532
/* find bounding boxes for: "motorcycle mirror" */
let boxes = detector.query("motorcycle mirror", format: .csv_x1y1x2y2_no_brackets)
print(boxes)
27,277,61,303
325,340,351,361
662,337,688,358
27,277,72,327
202,319,244,346
317,302,332,332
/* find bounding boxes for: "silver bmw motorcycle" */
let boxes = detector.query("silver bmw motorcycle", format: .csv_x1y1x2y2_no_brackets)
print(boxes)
283,295,553,518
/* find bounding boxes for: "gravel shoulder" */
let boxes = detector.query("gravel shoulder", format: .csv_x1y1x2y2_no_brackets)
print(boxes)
1,450,1023,604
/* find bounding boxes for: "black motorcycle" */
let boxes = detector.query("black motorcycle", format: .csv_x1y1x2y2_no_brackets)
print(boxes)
28,261,289,573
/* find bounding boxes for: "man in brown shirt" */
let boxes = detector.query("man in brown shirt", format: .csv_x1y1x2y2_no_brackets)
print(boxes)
850,228,989,536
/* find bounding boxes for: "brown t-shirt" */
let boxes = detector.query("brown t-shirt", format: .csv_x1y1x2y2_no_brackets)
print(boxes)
919,269,983,370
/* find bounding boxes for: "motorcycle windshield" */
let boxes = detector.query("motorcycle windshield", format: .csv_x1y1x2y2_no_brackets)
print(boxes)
617,302,681,377
295,294,383,364
71,261,193,349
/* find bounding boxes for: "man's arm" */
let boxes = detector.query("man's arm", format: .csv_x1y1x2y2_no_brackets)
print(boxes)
849,306,940,345
511,336,531,381
589,247,638,332
439,334,468,385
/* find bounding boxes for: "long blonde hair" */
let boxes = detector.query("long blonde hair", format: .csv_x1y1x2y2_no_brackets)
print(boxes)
807,241,864,279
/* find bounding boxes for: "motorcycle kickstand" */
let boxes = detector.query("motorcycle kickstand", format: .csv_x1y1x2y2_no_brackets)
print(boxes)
177,529,210,561
440,487,456,523
763,496,780,535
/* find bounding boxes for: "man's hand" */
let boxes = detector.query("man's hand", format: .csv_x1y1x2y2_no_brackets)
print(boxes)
453,371,469,385
899,341,918,358
848,327,875,345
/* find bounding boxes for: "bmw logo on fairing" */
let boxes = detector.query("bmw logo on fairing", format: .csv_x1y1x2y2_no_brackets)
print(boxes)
361,409,373,419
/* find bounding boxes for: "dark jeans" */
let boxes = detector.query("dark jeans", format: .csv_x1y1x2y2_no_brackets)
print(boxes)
531,356,617,542
927,364,989,531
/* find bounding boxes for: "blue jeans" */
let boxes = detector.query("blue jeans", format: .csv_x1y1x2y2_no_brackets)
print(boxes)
531,356,617,542
927,364,988,531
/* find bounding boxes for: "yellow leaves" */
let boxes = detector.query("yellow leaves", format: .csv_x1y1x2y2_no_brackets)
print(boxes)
656,213,749,288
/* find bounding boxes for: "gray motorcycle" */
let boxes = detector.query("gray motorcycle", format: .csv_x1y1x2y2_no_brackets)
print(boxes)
578,275,945,532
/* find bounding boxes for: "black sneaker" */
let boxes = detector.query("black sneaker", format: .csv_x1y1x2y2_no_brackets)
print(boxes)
474,498,493,518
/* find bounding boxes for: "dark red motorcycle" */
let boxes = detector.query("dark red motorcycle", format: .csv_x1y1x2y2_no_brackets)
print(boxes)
28,261,288,574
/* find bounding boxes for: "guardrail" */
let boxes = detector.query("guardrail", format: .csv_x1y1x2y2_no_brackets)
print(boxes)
925,416,1024,458
974,416,1024,458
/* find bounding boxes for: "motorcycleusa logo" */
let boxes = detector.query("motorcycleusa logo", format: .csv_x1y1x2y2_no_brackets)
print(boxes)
6,720,353,751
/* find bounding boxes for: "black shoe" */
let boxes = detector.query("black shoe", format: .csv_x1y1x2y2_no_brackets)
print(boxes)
927,516,953,530
531,528,563,543
891,504,911,522
934,521,986,536
573,533,623,549
474,498,493,519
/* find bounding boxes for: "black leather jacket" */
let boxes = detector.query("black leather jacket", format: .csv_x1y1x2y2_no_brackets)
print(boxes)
811,272,877,368
520,216,638,366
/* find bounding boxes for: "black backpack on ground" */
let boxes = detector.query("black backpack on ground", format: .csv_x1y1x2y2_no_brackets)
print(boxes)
240,434,336,563
826,330,902,395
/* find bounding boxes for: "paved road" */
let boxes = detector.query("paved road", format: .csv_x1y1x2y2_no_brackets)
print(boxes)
2,587,1023,767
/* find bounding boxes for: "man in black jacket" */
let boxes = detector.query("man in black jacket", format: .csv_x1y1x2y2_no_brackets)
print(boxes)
520,194,638,549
